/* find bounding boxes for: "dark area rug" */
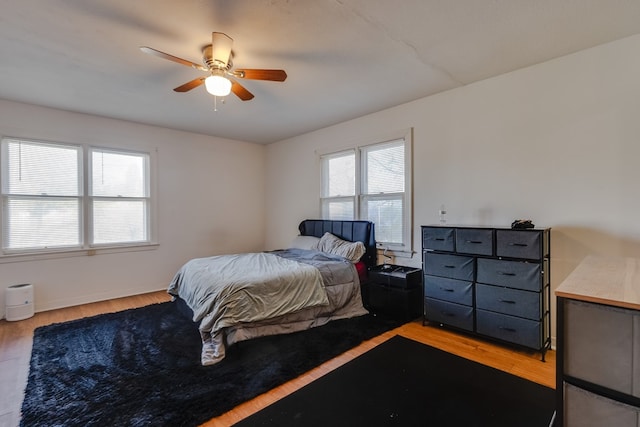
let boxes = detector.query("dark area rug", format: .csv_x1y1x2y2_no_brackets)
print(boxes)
21,302,403,427
235,335,556,427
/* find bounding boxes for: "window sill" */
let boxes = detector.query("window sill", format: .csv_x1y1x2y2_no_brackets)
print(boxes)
0,243,159,264
376,247,415,260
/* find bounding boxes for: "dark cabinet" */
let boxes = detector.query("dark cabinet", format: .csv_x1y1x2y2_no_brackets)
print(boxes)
365,264,422,321
422,225,551,360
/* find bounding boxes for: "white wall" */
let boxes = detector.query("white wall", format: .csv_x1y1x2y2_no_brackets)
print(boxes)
0,100,265,317
265,34,640,344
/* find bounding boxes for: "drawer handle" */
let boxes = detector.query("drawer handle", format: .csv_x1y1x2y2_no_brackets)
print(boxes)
498,326,517,333
498,272,516,276
508,243,528,247
466,240,483,244
442,311,455,317
440,288,455,293
499,299,516,304
444,265,456,269
434,238,445,241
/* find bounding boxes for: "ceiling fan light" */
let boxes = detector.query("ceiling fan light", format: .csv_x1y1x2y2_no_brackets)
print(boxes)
205,75,232,97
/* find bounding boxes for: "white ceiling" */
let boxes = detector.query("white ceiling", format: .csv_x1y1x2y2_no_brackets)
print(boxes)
1,1,640,144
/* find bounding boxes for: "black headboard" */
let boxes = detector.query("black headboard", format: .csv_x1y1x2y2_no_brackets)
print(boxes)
298,219,376,268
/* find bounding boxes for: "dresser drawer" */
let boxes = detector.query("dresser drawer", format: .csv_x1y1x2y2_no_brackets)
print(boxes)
496,230,543,260
475,284,541,320
564,383,639,427
423,252,474,281
422,226,455,251
476,258,541,291
564,299,638,397
424,276,473,306
476,309,542,349
425,298,474,332
455,228,493,256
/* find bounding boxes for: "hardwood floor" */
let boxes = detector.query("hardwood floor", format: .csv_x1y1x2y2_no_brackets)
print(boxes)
0,291,555,427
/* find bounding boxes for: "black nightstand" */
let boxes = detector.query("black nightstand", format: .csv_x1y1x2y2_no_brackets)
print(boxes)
364,264,422,321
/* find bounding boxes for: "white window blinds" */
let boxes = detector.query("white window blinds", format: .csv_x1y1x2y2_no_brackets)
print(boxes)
320,132,412,251
361,140,405,245
320,150,356,220
1,139,82,250
90,149,149,245
1,137,153,254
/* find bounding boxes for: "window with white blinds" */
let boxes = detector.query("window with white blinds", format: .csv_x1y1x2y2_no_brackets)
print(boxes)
1,138,152,254
320,150,356,220
320,131,412,252
361,141,405,245
90,148,149,245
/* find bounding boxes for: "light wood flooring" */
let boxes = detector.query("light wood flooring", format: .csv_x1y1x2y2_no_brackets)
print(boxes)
0,291,555,427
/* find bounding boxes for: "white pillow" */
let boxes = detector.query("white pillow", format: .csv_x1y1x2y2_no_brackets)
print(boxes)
290,235,321,250
316,232,366,262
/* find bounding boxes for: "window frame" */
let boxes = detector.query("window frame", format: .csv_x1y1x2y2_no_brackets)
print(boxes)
87,146,152,248
319,128,413,257
1,139,84,252
0,136,157,261
320,149,357,220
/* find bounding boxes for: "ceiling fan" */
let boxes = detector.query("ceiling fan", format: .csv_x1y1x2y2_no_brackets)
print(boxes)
140,32,287,101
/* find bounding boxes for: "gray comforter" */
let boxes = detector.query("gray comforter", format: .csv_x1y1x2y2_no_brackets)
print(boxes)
168,248,362,365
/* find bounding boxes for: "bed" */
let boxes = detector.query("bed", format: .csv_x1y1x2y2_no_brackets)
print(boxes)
168,219,377,366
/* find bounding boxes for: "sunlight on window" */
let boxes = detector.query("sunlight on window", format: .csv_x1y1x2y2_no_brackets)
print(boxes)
90,149,149,246
320,136,410,249
1,138,152,253
2,139,81,250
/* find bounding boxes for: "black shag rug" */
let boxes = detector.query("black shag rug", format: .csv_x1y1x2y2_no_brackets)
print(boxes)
235,335,556,427
21,302,403,426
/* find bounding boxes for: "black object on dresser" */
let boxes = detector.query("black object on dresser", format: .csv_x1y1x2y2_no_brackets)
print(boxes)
365,264,422,321
422,225,551,360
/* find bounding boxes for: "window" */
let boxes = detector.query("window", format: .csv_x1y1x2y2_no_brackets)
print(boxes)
361,141,405,245
320,150,356,220
90,148,149,245
2,140,82,251
320,130,412,254
1,137,153,255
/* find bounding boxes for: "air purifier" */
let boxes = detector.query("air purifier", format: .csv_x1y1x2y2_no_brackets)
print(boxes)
5,283,34,321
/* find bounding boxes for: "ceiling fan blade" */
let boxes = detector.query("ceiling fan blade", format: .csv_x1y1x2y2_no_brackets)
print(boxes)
211,32,233,68
233,69,287,82
140,46,207,71
173,77,206,92
231,80,254,101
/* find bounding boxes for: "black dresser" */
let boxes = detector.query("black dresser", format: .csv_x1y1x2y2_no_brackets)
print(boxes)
422,225,551,360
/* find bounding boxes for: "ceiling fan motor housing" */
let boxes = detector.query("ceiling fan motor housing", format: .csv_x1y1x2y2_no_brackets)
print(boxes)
202,45,232,71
